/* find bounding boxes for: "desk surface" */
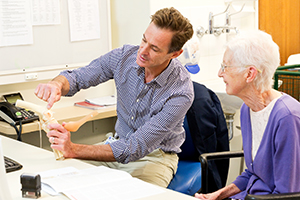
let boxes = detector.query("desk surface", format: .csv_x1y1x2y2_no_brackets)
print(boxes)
0,105,117,135
2,135,195,200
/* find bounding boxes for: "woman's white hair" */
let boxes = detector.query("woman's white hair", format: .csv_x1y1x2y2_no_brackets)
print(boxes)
225,30,280,92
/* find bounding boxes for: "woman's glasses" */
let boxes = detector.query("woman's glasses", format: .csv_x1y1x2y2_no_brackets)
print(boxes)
220,63,262,73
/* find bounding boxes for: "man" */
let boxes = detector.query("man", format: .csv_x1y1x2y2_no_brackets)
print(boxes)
35,7,194,188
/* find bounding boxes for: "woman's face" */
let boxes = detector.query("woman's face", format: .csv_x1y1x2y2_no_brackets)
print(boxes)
218,49,248,96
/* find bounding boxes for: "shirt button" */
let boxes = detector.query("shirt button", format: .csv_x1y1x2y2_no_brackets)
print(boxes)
136,99,139,102
131,116,134,120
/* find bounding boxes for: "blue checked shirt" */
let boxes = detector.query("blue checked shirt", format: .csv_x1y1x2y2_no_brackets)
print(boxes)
60,45,194,164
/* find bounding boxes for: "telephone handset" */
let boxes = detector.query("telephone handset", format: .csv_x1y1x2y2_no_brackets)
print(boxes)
0,92,39,125
0,102,39,125
0,102,23,123
0,101,39,141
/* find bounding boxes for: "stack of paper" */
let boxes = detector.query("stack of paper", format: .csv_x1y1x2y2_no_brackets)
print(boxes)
74,95,116,110
74,101,105,110
40,166,164,200
85,95,116,106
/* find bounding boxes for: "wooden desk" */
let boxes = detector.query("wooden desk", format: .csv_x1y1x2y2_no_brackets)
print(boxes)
0,105,117,135
1,135,195,200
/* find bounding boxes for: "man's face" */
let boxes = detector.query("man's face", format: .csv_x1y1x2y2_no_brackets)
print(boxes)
136,22,181,72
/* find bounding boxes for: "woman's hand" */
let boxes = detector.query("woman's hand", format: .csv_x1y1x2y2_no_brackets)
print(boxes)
194,191,221,200
194,184,241,200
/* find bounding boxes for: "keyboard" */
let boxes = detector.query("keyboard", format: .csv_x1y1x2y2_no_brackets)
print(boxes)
4,156,23,173
16,107,40,125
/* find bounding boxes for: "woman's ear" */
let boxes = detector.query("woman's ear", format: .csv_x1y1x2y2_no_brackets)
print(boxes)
246,65,259,83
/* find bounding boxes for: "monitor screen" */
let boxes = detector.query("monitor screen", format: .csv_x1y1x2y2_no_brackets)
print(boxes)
3,93,24,105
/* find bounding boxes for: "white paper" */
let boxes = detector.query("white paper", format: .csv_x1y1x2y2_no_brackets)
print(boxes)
64,178,165,200
40,166,132,195
40,167,80,195
0,0,33,47
67,0,101,42
85,95,116,106
32,0,61,25
40,166,164,200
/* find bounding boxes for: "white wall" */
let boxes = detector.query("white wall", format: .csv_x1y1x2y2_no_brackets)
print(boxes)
111,0,258,82
112,0,258,82
110,0,150,49
1,0,258,109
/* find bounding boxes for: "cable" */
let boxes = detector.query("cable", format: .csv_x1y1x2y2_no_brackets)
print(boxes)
37,121,42,148
18,120,22,141
11,120,22,141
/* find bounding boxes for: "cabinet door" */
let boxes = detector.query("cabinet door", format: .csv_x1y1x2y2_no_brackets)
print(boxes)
259,0,300,66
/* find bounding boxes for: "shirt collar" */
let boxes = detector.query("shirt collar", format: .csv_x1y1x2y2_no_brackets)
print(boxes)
135,59,175,87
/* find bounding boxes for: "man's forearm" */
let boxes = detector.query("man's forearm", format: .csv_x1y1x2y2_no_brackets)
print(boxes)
66,143,116,162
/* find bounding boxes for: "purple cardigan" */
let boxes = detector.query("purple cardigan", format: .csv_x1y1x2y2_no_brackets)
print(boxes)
232,94,300,199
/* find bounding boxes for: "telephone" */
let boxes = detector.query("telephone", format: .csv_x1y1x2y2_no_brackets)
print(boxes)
0,93,39,141
0,102,39,125
0,92,39,125
0,102,39,141
0,102,22,123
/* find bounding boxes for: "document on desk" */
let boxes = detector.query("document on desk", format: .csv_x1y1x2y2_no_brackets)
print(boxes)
40,166,164,200
85,95,117,106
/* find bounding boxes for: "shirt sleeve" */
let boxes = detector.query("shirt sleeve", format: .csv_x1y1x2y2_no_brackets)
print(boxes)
59,47,123,96
232,169,253,191
272,114,300,193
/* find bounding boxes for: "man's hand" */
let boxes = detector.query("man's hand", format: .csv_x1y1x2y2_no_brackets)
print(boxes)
47,122,116,161
35,81,62,109
34,75,69,109
47,123,76,158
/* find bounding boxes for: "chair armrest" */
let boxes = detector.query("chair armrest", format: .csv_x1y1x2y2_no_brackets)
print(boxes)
200,150,244,161
199,150,244,194
245,192,300,200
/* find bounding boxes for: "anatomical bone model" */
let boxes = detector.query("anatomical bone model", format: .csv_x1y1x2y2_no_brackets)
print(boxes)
16,100,99,160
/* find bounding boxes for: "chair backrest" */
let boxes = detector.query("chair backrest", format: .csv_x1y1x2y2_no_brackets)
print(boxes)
168,82,229,195
178,116,199,161
183,82,230,193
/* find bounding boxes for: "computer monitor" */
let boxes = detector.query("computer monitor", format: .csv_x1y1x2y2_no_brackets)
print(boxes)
0,137,13,200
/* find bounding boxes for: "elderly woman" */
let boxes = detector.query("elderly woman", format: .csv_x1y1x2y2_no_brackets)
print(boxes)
195,30,300,200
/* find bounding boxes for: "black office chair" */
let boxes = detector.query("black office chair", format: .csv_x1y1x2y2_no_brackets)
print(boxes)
200,151,300,199
167,82,230,195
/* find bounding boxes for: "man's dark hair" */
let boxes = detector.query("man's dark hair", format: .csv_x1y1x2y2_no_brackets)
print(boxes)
151,7,194,53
